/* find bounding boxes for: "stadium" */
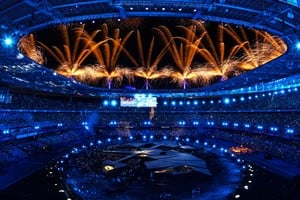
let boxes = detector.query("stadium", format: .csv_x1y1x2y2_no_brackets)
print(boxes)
0,1,299,199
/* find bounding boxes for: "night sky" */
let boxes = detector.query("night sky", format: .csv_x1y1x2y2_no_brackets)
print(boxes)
34,17,254,68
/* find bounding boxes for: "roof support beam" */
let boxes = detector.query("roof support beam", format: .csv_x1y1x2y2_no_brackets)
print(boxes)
52,0,111,9
213,3,263,14
115,5,127,19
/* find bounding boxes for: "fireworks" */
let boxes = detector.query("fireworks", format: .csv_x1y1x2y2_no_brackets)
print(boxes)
154,24,209,89
18,34,44,65
132,30,170,89
19,19,287,89
36,24,100,83
221,24,287,71
85,23,135,88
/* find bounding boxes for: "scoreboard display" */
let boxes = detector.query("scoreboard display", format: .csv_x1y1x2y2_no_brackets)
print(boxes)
120,94,157,107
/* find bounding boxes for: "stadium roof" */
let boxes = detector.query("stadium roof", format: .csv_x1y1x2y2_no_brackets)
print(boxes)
1,0,300,36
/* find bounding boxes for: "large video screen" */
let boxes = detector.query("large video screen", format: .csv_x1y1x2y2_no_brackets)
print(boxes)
120,95,157,107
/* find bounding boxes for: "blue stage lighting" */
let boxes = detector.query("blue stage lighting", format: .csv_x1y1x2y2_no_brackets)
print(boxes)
16,52,24,59
57,123,63,127
286,128,294,134
207,121,214,126
71,148,78,154
81,122,87,126
110,121,117,125
171,101,176,106
296,42,300,49
222,122,228,126
3,36,14,47
223,98,230,104
144,121,151,125
111,100,117,106
103,100,109,106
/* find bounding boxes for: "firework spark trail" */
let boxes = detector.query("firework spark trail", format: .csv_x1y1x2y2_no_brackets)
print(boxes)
132,30,171,89
18,34,44,65
36,25,94,78
154,24,212,88
83,24,136,88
